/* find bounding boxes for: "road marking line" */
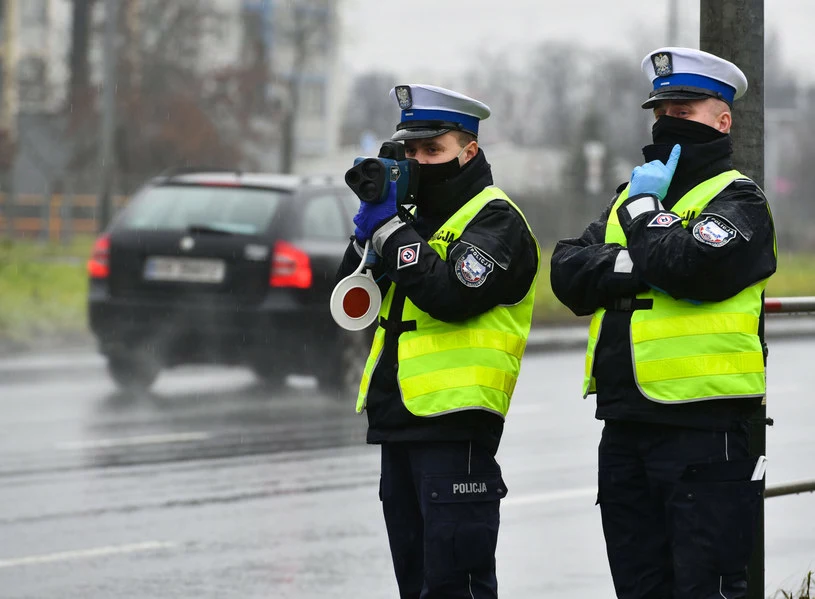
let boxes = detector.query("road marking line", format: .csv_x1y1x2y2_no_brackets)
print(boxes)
503,487,596,507
0,356,103,372
55,432,212,450
0,541,176,569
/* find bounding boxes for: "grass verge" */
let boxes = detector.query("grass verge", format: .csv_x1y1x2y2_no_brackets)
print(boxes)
0,236,93,345
1,238,814,345
773,572,813,599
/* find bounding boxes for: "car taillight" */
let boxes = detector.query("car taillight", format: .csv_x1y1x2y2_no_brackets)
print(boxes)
269,241,312,288
87,234,111,279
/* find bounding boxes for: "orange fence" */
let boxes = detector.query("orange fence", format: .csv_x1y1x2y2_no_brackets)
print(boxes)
0,193,130,241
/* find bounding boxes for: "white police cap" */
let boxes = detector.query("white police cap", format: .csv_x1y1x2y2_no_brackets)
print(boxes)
641,47,748,109
389,84,491,141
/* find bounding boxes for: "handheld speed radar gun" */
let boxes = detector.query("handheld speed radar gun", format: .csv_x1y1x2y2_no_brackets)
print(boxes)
331,142,419,331
344,141,419,206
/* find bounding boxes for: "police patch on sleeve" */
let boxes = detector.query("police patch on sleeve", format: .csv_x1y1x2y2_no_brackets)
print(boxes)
455,246,494,288
647,212,681,228
397,242,420,269
693,216,737,247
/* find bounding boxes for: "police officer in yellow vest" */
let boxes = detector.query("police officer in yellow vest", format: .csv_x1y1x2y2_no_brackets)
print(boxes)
550,48,777,599
336,84,539,598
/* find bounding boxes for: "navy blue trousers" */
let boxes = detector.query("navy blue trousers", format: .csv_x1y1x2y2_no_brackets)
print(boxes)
379,441,507,599
597,421,762,599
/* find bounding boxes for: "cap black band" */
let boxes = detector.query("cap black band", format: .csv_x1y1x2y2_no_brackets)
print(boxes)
645,85,732,106
394,120,477,137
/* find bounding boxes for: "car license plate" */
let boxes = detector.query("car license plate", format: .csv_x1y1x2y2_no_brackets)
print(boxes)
143,257,226,283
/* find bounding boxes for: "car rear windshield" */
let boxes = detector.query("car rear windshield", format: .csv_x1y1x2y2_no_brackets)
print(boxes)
120,184,287,235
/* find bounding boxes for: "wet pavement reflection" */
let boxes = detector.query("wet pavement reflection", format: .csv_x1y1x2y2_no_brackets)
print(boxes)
0,342,813,598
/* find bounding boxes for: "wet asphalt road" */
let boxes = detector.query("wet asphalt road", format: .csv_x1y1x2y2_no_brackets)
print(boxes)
0,339,813,598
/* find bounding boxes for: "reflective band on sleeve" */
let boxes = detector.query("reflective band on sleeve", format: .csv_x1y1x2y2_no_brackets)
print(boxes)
624,196,663,220
614,249,634,273
372,216,408,255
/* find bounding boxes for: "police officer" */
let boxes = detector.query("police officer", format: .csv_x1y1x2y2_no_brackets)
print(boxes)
336,84,539,598
550,48,777,599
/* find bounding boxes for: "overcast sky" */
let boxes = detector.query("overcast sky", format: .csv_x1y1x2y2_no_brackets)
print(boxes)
339,1,810,85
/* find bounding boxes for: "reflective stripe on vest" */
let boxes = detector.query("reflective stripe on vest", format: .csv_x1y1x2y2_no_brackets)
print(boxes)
356,186,540,417
583,170,775,403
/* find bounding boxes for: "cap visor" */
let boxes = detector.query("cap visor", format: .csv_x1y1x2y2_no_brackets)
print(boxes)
391,127,451,141
641,90,717,109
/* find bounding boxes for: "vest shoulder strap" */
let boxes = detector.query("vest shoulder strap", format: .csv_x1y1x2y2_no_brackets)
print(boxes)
670,170,746,214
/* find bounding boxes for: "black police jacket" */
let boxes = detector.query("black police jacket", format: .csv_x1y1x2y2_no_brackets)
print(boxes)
336,149,539,454
550,135,777,430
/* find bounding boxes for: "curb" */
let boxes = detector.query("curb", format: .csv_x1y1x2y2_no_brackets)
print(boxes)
1,317,814,382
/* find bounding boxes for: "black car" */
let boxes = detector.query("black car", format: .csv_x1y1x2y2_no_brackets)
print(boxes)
87,168,370,396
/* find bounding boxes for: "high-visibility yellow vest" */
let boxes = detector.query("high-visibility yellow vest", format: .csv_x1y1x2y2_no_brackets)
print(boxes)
584,170,776,403
356,186,540,418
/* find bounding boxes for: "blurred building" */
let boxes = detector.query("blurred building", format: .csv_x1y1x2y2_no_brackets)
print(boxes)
0,0,72,195
2,0,340,175
207,0,341,170
16,0,64,113
0,0,72,116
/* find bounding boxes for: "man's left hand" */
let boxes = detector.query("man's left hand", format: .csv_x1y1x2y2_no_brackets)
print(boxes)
353,181,398,242
628,144,681,201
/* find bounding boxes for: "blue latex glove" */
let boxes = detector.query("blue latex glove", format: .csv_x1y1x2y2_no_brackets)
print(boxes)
629,144,681,201
353,181,398,242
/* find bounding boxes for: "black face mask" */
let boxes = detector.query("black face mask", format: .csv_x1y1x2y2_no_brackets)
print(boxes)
418,154,462,188
413,153,464,215
652,115,728,145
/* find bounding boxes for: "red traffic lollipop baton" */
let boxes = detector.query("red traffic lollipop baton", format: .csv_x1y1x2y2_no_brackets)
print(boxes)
330,240,382,331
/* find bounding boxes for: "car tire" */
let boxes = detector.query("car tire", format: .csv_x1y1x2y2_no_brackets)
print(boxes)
318,328,372,401
107,353,160,392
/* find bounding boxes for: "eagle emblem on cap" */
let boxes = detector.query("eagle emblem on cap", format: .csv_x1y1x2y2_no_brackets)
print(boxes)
395,86,413,110
652,53,673,77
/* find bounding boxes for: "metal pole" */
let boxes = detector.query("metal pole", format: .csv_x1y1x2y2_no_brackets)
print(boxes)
700,3,765,597
41,181,52,242
766,480,815,499
3,170,14,237
98,0,118,233
765,297,815,313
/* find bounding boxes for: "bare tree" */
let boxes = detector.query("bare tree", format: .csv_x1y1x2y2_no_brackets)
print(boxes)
274,0,337,173
461,42,592,148
528,42,589,148
339,71,398,147
66,0,244,184
461,51,532,145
